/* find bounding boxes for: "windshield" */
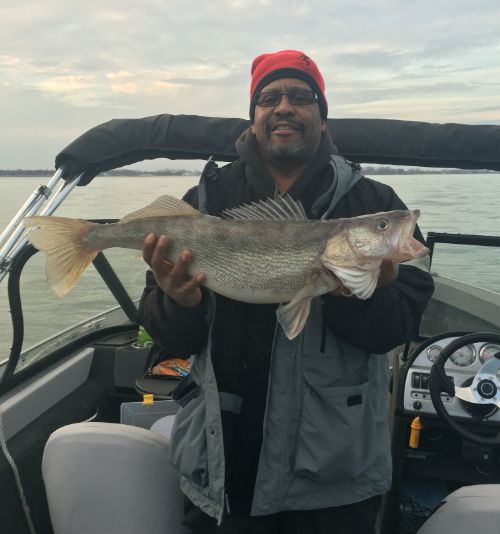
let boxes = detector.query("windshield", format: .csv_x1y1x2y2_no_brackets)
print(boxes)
0,174,198,367
1,172,499,364
430,242,500,295
420,240,500,337
373,173,500,338
19,248,143,360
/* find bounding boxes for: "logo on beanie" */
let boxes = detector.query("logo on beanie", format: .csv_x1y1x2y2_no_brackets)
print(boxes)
298,54,311,66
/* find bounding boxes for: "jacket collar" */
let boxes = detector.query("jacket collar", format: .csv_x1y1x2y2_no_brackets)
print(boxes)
234,127,340,216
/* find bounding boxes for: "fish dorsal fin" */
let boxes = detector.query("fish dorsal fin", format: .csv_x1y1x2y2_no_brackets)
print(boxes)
223,194,308,221
121,195,199,222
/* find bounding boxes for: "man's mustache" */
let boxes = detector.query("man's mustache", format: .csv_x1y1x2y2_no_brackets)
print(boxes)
265,118,305,133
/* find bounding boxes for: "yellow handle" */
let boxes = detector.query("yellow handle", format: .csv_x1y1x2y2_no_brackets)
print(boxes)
142,393,154,405
409,416,423,449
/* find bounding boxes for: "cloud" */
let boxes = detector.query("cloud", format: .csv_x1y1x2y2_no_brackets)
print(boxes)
95,10,132,22
227,0,271,9
1,55,21,67
0,0,499,169
106,71,133,80
159,64,233,82
110,83,138,94
37,75,96,92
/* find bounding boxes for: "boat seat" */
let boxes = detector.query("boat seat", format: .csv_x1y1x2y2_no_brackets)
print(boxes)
417,484,500,534
42,422,190,534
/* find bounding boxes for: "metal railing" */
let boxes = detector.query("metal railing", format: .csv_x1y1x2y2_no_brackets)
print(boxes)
0,168,83,284
426,232,500,269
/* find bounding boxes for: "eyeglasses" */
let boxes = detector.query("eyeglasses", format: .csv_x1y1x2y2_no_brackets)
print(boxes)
254,88,317,107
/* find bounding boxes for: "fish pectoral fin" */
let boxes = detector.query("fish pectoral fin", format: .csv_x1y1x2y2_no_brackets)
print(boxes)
121,195,199,222
277,297,313,341
325,265,380,300
276,271,325,340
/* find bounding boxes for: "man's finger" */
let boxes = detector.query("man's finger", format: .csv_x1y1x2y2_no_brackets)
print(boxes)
168,249,193,286
377,261,396,287
338,286,353,297
150,235,171,272
142,233,157,265
181,272,206,294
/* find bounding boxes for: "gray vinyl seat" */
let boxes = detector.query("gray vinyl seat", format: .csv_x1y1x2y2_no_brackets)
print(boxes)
42,422,190,534
417,484,500,534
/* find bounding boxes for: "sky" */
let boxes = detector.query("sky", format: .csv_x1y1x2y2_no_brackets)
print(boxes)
1,0,499,171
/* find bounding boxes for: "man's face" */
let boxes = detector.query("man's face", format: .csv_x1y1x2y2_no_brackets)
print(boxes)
251,77,326,166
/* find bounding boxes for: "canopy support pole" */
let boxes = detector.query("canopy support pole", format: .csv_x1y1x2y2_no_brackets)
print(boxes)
0,169,82,283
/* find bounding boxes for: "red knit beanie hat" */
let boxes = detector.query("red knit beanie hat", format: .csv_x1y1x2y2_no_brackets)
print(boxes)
249,50,328,121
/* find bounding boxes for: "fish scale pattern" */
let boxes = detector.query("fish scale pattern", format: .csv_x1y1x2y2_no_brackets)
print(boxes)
169,219,331,302
94,216,333,303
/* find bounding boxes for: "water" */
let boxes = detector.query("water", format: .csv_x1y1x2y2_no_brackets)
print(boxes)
1,173,499,363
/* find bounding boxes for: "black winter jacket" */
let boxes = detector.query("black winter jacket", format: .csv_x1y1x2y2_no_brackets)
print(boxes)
138,129,434,496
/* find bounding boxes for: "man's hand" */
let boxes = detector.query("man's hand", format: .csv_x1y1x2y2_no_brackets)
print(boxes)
142,233,206,308
329,260,396,298
376,260,396,288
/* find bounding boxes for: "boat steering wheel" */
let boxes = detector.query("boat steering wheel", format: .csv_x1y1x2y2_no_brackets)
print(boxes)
429,332,500,446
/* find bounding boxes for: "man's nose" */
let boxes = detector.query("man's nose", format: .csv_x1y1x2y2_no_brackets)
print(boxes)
273,94,295,114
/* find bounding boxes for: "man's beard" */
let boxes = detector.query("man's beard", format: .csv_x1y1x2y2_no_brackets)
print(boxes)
264,139,306,161
264,117,306,161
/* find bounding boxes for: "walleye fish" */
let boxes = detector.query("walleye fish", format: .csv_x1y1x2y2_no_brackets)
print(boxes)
24,194,428,340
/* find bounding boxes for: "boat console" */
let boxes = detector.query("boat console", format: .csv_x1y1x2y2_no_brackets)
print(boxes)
402,333,500,422
386,330,500,533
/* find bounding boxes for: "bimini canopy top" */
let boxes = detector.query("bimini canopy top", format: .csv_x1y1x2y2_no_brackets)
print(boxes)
55,114,500,186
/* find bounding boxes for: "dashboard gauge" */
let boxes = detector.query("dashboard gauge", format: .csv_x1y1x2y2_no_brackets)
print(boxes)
450,344,476,367
427,345,442,363
479,344,500,365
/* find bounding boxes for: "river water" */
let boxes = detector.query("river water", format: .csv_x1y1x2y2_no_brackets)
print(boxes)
1,173,499,361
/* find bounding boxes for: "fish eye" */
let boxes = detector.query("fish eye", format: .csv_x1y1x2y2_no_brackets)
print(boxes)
376,218,389,230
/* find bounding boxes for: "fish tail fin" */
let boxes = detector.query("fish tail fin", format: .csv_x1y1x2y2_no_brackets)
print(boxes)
24,216,99,297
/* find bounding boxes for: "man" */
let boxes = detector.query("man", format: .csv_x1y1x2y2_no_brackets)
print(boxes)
139,50,434,533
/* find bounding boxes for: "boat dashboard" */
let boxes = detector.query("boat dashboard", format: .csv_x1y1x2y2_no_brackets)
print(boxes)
402,333,500,422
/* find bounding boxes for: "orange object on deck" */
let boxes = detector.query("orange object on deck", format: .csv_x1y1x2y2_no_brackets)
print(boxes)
409,416,423,449
151,357,191,377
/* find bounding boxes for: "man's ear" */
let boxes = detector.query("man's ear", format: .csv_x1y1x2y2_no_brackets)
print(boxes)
320,119,326,132
251,123,256,134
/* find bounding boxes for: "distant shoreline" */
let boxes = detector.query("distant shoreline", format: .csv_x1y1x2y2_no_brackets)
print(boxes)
0,168,498,177
0,169,201,177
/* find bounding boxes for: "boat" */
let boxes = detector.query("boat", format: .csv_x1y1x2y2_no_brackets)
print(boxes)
0,114,499,534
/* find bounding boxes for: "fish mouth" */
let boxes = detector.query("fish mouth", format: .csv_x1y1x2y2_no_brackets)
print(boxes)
396,210,430,261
